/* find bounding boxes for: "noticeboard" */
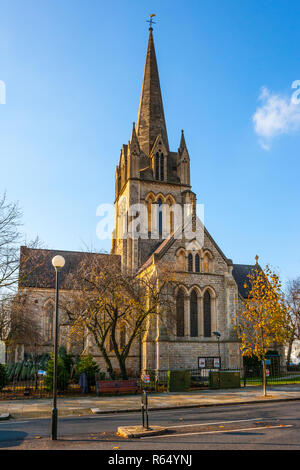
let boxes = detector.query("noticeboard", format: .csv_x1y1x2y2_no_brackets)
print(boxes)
198,356,221,369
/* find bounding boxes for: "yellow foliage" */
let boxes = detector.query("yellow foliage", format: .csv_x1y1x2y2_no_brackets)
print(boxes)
234,264,289,360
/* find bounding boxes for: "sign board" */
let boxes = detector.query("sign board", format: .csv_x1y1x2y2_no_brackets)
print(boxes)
266,369,270,377
198,358,206,369
213,358,220,369
38,370,47,376
198,356,221,369
141,374,150,384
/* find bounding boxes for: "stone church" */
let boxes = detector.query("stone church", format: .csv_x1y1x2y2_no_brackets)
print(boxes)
17,27,257,375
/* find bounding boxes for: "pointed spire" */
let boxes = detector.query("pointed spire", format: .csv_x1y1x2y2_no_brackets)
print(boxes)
129,122,140,153
136,28,169,156
179,130,187,152
178,129,189,159
130,122,138,143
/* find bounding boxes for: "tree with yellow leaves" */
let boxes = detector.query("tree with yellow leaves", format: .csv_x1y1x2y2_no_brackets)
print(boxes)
235,260,288,396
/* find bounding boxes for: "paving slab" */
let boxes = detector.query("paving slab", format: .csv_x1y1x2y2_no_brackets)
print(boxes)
1,385,300,420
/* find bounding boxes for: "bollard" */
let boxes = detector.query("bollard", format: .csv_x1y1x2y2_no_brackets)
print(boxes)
141,390,149,430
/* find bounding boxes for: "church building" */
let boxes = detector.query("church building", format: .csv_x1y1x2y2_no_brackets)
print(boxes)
17,27,257,374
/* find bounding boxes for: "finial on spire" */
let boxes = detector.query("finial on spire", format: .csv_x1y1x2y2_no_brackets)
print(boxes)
255,254,259,265
147,14,156,30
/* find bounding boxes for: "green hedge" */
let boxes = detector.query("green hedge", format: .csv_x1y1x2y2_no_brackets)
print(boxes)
167,370,190,392
209,371,240,389
0,364,8,391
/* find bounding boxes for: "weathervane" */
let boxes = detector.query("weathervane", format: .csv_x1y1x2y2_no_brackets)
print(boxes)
147,14,156,29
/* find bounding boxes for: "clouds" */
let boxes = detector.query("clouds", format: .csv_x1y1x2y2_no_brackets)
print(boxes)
253,83,300,150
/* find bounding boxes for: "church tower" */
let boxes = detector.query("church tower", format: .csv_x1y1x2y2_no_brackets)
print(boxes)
112,26,196,271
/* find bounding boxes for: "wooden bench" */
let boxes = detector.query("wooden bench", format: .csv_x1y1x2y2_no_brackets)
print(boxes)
96,379,139,396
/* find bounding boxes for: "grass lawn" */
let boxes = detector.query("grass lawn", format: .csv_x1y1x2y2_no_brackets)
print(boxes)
243,375,300,386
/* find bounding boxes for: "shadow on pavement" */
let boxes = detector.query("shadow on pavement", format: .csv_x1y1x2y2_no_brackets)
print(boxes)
0,431,28,448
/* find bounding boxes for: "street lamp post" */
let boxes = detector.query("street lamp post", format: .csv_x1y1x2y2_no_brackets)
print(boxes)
51,255,65,441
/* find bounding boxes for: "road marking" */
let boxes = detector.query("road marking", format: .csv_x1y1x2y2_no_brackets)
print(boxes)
142,424,293,439
0,420,30,426
166,417,265,429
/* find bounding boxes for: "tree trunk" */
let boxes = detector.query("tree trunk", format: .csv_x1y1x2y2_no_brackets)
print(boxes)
93,335,115,380
119,357,128,380
286,339,294,366
100,348,115,380
262,359,267,397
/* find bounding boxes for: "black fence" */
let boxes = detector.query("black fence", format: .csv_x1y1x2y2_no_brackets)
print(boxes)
143,367,300,390
1,367,300,399
0,378,92,400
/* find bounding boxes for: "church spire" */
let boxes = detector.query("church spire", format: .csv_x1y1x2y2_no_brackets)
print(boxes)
179,129,187,153
136,27,169,156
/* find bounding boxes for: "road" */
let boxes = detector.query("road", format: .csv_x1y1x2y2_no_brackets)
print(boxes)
0,400,299,450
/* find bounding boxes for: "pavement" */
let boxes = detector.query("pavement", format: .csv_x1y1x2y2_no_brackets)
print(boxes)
1,384,300,420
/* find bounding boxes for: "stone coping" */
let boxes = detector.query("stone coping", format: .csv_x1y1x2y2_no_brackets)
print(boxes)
117,425,166,438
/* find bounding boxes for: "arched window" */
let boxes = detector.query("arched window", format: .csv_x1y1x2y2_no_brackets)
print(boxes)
155,153,160,180
188,253,193,272
160,153,164,181
44,302,54,341
147,201,152,234
195,253,200,273
176,250,185,271
120,325,126,350
158,198,163,236
109,334,114,352
203,253,211,273
190,290,198,337
176,289,185,337
170,210,174,233
155,152,165,181
203,290,212,337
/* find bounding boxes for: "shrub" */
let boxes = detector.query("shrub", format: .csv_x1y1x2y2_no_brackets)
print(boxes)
45,355,70,392
167,370,190,392
75,354,100,388
0,364,8,391
58,346,73,374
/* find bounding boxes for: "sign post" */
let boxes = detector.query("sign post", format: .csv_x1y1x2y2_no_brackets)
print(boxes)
141,390,149,430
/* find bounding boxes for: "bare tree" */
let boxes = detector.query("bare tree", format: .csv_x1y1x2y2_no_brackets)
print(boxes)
0,193,23,295
285,278,300,364
0,192,42,353
63,254,178,379
0,192,40,298
5,292,42,348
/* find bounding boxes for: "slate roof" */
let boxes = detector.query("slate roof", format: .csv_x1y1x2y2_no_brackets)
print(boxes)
19,246,120,290
232,264,258,298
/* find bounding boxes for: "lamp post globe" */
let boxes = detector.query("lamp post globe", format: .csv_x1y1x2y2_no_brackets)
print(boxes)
52,255,65,270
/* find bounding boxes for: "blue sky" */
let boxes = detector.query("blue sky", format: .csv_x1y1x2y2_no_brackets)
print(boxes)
1,0,300,285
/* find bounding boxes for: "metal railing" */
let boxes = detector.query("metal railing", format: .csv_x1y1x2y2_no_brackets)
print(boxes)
0,378,93,399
